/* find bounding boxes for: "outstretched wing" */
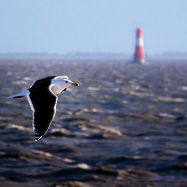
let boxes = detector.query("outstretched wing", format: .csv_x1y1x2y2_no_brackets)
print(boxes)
27,90,57,141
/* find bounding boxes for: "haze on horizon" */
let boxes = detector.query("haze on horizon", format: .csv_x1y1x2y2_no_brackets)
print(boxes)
0,0,186,55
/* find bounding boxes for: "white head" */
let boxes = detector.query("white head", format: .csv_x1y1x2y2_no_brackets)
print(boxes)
50,76,79,95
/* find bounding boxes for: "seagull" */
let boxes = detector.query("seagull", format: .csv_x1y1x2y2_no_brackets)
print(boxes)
8,76,79,141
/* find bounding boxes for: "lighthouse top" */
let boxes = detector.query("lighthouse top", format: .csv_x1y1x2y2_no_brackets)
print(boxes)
136,27,143,38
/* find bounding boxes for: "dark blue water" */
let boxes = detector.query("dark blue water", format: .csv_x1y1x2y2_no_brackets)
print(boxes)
0,59,187,187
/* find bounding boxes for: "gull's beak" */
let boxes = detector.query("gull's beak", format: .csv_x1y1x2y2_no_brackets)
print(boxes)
72,82,80,87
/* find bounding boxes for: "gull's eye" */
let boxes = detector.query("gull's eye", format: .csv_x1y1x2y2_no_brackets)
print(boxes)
65,81,68,83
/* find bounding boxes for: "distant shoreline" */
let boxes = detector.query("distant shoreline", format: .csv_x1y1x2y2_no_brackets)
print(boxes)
0,52,187,60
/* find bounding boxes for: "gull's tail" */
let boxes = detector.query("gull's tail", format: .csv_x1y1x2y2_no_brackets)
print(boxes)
7,89,29,99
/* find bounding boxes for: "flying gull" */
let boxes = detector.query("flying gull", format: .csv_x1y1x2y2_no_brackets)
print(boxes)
8,76,79,141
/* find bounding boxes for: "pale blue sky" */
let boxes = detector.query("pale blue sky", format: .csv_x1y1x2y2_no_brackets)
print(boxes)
0,0,186,54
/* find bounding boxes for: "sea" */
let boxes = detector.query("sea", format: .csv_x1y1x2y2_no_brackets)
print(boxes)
0,59,187,187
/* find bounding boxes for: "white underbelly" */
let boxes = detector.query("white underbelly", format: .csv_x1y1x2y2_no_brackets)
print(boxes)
50,85,63,95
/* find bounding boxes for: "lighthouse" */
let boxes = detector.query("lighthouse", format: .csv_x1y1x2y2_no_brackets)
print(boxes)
133,27,146,64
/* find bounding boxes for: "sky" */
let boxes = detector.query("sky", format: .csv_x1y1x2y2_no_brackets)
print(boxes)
0,0,186,54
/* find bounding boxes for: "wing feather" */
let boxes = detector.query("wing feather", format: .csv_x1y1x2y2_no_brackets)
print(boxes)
28,89,57,141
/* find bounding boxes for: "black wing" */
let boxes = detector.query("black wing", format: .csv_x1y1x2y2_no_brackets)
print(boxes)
28,90,57,141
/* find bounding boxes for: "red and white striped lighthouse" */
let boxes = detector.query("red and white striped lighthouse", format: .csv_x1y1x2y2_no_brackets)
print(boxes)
133,27,146,64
